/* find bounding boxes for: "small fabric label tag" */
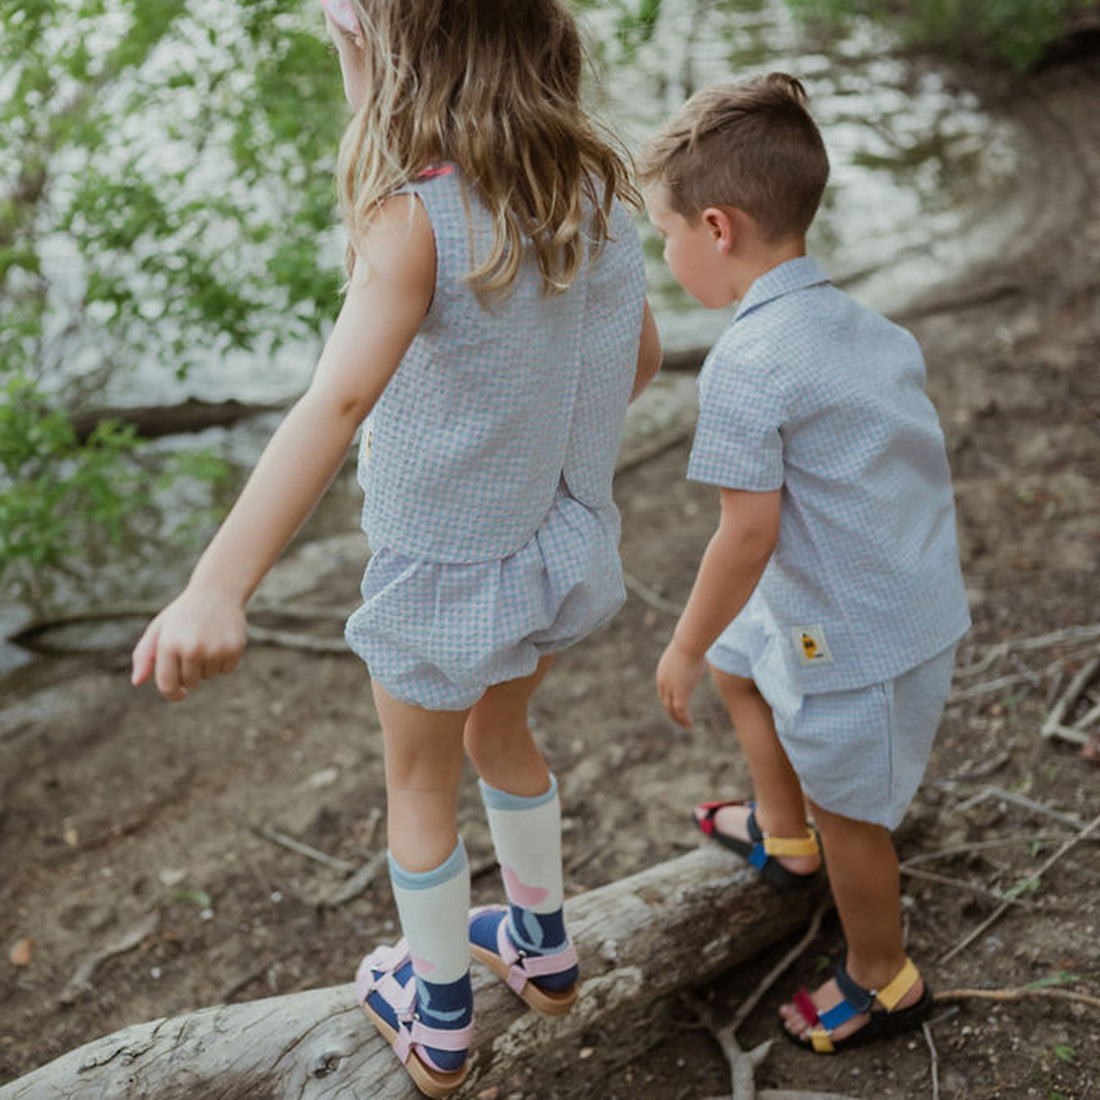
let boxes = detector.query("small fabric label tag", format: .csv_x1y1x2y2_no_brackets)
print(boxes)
791,624,833,665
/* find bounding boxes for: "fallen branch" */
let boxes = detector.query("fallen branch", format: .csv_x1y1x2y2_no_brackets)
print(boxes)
69,397,283,443
954,787,1085,829
9,601,353,656
728,896,832,1037
231,815,357,875
57,911,160,1007
954,623,1100,678
934,986,1100,1011
939,812,1100,964
1042,655,1100,740
922,1022,940,1100
622,570,684,617
322,851,389,908
900,866,1045,909
1,848,826,1099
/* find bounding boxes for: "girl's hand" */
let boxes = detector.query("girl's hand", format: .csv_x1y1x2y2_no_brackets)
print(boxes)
131,588,248,702
657,638,705,729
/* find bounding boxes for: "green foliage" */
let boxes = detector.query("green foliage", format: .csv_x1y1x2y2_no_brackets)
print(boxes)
785,0,1091,70
0,375,142,583
0,0,347,594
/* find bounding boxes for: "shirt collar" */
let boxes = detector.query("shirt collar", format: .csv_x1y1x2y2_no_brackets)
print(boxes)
733,255,831,322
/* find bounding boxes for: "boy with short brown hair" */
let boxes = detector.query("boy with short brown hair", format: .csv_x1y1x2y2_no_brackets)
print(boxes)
639,73,970,1053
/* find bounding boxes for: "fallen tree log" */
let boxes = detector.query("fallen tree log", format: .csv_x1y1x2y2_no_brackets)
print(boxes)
69,397,282,442
0,848,826,1099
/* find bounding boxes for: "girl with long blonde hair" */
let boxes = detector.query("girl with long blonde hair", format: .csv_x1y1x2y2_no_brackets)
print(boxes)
133,0,660,1093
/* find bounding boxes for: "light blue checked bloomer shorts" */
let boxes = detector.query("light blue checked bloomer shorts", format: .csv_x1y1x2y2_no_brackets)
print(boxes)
345,484,624,711
708,598,957,830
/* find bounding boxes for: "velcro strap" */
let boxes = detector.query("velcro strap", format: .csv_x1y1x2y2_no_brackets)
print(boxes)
818,997,858,1031
876,957,920,1011
810,1027,835,1053
515,941,578,978
408,1018,473,1052
762,830,819,857
791,989,820,1027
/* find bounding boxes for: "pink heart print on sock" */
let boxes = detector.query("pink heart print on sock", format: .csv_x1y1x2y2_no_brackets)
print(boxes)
411,955,438,976
501,864,549,909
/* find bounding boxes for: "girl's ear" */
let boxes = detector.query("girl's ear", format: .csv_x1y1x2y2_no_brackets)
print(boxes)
701,206,737,254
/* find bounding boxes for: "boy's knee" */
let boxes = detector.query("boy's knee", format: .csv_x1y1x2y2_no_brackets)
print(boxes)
709,664,763,703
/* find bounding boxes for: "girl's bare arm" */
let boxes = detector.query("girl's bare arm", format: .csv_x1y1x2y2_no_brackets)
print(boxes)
132,195,435,701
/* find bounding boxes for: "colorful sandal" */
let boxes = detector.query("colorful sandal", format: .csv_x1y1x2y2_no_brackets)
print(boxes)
355,940,473,1098
693,798,820,891
468,905,579,1016
785,956,933,1054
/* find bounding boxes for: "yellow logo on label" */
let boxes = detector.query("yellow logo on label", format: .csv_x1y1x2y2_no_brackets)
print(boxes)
791,625,832,665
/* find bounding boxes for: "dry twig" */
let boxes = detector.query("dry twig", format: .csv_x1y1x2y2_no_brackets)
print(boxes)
58,911,160,1006
231,815,357,874
622,570,684,616
1042,655,1100,739
939,812,1100,963
922,1022,940,1100
954,787,1084,829
934,986,1100,1010
729,896,832,1036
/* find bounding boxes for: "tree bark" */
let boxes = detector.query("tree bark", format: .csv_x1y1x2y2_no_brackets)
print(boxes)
70,398,282,442
0,848,825,1099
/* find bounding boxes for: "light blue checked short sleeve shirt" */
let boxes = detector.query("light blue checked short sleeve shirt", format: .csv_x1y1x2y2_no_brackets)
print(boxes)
690,256,971,694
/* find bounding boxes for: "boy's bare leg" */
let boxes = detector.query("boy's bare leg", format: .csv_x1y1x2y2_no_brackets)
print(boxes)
708,667,820,875
373,683,470,873
780,799,924,1040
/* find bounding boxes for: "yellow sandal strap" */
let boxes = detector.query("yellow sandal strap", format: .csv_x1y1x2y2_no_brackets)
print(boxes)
762,830,819,858
809,1027,835,1053
876,957,920,1011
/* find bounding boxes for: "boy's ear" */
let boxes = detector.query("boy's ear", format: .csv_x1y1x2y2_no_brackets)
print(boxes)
701,206,738,253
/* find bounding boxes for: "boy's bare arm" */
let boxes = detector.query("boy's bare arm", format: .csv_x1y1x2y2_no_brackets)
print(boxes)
657,487,781,727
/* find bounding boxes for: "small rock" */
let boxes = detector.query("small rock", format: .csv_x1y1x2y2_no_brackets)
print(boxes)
9,938,34,967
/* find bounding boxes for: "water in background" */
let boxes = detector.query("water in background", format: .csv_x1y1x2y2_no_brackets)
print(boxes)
2,0,1022,671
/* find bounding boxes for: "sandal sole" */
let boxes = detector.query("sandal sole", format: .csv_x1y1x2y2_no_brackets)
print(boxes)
470,942,578,1017
360,1000,469,1098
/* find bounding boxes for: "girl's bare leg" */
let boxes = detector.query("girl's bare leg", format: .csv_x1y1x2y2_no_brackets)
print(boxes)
708,666,820,875
779,799,924,1040
372,682,469,873
464,656,555,793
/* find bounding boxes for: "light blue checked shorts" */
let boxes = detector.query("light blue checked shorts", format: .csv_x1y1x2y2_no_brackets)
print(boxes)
345,485,624,711
709,603,957,829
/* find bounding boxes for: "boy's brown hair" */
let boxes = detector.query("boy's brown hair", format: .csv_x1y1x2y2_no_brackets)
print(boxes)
638,72,829,242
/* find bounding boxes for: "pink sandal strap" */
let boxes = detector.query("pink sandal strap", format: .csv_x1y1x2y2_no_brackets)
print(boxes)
492,912,578,995
357,940,473,1066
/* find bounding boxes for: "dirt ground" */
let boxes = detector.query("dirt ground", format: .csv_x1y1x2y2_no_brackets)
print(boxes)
2,53,1099,1100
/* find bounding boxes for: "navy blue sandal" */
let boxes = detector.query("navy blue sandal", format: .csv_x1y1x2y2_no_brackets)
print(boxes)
786,957,932,1053
693,798,820,891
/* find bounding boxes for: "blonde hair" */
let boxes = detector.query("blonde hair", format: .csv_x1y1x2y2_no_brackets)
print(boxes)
334,0,636,298
638,73,829,242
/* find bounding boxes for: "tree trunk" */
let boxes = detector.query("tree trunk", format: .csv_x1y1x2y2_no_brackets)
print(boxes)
0,848,826,1099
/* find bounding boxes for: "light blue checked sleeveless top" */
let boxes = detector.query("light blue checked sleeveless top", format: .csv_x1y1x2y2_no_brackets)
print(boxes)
358,167,646,564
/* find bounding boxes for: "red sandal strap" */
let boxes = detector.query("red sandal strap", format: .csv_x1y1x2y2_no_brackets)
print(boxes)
792,988,821,1028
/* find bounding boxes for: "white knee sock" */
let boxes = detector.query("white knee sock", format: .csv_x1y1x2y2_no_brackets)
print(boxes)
480,773,568,951
388,839,470,983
